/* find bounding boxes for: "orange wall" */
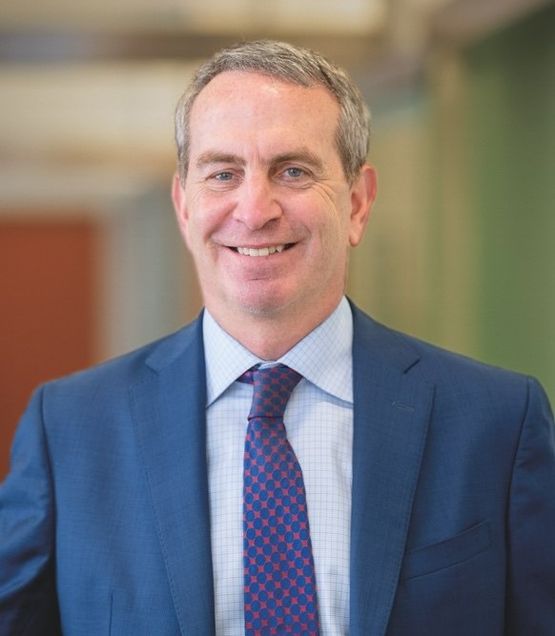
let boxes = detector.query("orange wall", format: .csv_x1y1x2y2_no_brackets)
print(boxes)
0,216,98,479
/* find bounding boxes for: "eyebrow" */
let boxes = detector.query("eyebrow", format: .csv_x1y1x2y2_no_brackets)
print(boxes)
271,149,325,174
194,147,325,174
195,152,246,168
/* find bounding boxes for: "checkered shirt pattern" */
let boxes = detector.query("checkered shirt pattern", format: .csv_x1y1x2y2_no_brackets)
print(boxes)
204,297,353,635
240,365,320,635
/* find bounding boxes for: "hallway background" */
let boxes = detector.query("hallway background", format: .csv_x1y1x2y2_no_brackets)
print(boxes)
1,0,554,477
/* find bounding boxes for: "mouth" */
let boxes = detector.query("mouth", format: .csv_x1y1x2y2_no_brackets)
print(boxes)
228,243,295,257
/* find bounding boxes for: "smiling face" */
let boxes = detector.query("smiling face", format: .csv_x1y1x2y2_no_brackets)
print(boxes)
172,70,376,343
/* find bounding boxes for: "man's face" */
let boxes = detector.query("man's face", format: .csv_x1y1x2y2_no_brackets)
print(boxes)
173,70,376,330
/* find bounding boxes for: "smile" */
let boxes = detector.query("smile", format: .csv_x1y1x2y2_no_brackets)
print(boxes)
232,244,293,257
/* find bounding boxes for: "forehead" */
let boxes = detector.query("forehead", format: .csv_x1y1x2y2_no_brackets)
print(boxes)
187,71,341,160
192,69,339,115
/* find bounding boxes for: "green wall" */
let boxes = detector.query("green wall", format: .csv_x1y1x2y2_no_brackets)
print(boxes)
349,5,555,402
466,6,555,399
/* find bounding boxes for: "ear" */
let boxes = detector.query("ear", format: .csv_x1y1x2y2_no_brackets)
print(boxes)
348,164,377,247
171,172,191,248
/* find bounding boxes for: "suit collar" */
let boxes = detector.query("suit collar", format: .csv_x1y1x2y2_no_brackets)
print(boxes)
349,301,422,374
143,311,205,372
132,306,433,636
349,305,433,636
131,314,216,636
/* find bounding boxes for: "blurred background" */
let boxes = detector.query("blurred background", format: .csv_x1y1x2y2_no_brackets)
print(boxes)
1,0,554,478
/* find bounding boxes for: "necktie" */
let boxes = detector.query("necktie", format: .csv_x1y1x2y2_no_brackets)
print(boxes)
241,364,320,635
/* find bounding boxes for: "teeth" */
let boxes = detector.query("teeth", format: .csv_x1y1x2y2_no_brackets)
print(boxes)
236,245,285,256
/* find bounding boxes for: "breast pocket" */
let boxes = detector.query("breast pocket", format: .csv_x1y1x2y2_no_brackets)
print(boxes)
401,520,491,580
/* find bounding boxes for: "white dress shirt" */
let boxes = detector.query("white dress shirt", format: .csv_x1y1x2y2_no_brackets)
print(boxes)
204,297,353,636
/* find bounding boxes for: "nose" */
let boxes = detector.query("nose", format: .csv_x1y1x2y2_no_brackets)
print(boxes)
232,175,282,230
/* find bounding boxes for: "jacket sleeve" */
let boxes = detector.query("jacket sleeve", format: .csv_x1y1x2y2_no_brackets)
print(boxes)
505,377,555,634
0,386,62,635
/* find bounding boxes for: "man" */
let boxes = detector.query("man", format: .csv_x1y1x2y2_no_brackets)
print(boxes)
1,40,554,636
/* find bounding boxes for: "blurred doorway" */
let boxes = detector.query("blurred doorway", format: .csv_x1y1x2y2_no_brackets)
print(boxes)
0,216,99,479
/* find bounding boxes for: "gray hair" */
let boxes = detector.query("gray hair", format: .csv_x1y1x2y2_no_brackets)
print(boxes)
174,40,370,184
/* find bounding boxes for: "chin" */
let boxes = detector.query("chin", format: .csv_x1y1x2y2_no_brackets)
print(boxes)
236,298,286,317
232,288,296,318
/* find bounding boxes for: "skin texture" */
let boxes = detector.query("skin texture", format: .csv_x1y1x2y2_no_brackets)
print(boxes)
172,70,377,359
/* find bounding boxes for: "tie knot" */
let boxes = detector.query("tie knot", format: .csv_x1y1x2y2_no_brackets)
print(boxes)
240,364,302,419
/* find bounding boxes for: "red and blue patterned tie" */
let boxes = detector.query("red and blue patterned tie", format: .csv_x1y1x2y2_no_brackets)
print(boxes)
240,364,320,635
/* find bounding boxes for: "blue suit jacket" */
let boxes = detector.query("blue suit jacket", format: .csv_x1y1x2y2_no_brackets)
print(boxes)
1,306,554,635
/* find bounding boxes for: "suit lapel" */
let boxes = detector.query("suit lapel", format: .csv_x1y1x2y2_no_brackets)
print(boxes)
130,317,216,636
127,305,432,635
349,308,434,636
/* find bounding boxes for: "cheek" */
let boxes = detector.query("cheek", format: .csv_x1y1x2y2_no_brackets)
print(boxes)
296,190,342,234
199,195,236,233
181,218,211,265
185,205,220,246
317,204,351,253
184,186,231,232
179,213,198,253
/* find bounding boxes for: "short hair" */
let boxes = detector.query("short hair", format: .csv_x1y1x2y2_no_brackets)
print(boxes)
174,39,371,184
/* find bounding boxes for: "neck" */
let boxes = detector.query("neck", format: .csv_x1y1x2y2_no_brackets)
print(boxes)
207,297,343,360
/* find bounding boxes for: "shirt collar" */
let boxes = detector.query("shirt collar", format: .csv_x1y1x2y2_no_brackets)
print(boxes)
203,297,353,407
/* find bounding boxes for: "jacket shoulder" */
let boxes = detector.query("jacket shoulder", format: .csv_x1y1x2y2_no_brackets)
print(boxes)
42,316,203,401
351,304,535,411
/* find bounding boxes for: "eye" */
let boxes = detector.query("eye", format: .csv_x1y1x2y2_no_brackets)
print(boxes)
283,166,306,179
277,165,313,187
213,171,234,182
205,169,240,189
